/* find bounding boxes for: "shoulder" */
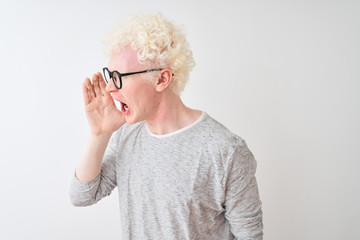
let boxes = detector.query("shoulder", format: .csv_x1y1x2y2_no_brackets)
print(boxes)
110,121,145,143
196,113,257,183
193,113,257,174
197,112,248,152
201,113,257,174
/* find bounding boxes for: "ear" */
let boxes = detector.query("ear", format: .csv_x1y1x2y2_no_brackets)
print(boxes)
155,69,173,92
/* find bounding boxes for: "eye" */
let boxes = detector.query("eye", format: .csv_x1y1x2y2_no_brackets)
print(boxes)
113,73,121,86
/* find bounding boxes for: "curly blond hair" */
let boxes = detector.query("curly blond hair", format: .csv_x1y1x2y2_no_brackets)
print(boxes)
103,12,195,95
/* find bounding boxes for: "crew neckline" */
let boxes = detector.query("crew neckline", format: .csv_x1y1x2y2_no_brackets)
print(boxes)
145,111,206,138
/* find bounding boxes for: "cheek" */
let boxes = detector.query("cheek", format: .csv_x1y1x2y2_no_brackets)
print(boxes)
128,81,156,109
138,89,156,107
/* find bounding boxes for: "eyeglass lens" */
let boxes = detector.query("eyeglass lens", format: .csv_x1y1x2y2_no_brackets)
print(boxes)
113,72,121,88
103,68,121,89
103,69,111,83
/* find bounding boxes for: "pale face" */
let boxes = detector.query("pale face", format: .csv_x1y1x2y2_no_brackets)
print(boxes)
105,47,161,124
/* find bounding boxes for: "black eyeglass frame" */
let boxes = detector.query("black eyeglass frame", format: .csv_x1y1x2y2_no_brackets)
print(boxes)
102,67,165,89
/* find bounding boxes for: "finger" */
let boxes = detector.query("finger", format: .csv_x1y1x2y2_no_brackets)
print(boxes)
98,72,108,96
85,77,95,99
83,78,92,101
82,82,90,104
95,72,105,96
92,73,101,97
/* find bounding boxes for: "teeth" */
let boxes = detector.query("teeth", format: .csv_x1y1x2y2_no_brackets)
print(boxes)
124,104,128,111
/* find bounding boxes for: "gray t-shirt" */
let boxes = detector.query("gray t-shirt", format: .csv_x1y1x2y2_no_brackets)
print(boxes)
70,112,263,239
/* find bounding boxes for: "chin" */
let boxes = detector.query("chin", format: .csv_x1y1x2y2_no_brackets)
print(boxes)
125,114,141,125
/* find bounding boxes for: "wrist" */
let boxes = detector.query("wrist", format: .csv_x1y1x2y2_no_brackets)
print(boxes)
89,132,112,142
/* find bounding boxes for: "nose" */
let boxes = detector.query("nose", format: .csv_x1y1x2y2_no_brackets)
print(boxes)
105,78,119,93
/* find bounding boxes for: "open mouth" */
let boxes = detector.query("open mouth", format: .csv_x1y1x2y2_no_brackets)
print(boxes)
121,102,129,114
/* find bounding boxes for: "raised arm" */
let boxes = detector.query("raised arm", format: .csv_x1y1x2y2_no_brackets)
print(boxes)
70,72,125,206
76,72,125,182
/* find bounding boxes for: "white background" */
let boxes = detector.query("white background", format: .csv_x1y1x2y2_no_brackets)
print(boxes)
0,0,359,239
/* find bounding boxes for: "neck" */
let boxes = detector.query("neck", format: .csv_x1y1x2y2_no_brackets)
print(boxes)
146,90,201,135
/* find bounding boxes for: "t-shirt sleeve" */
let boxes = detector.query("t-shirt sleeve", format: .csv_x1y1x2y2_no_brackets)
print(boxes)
69,129,120,207
223,138,263,240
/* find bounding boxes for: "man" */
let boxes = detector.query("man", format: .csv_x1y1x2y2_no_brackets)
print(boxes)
70,12,263,239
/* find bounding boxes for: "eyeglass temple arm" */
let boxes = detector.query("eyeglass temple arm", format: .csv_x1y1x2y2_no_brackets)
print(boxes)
120,69,163,77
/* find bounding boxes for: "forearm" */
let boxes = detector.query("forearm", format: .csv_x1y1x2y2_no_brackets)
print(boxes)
75,133,112,182
226,177,263,239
